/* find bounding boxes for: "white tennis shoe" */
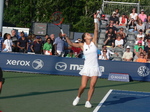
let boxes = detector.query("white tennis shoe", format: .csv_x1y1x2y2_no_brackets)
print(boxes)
85,101,92,108
72,96,80,106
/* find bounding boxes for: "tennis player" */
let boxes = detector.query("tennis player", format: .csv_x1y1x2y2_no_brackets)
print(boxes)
64,13,102,108
0,67,4,94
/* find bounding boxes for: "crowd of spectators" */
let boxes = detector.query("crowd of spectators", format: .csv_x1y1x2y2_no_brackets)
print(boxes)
97,8,150,63
1,8,150,63
0,29,84,58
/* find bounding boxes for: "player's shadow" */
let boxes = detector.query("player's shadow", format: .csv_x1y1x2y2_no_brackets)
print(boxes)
102,96,149,106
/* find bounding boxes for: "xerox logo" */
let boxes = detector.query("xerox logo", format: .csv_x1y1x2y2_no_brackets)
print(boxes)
6,60,30,66
6,59,44,70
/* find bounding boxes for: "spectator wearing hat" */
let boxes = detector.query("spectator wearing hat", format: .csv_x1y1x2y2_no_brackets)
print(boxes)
70,39,82,58
129,8,138,21
17,31,29,53
122,46,133,61
136,29,145,41
100,14,108,28
109,12,119,25
30,36,43,54
138,9,147,22
119,14,127,26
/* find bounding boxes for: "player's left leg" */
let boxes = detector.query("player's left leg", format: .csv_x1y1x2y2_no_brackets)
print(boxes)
85,76,98,108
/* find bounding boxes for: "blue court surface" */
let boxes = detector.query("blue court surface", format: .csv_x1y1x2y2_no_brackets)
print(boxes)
93,89,150,112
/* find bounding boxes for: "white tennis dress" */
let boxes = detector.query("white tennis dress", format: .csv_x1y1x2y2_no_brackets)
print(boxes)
79,42,102,77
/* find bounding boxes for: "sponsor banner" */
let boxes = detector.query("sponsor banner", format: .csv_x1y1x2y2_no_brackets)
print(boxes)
0,52,150,81
108,73,130,82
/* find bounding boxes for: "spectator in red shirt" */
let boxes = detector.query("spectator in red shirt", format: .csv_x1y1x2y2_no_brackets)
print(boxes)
71,40,82,57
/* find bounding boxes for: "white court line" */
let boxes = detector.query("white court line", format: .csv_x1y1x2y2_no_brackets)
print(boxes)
93,89,113,112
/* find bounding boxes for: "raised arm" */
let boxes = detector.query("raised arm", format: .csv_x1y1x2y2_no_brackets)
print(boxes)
92,13,99,45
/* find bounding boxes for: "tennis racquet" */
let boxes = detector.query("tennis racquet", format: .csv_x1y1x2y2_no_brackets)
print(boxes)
50,11,64,34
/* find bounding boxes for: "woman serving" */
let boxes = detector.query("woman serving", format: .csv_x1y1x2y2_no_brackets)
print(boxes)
64,13,102,108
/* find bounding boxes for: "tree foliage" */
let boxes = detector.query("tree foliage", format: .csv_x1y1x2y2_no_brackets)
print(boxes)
3,0,150,33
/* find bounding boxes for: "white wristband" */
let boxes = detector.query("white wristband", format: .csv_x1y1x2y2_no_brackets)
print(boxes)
94,18,98,23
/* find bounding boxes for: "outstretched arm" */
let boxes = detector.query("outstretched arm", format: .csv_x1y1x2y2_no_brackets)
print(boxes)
65,36,83,49
92,13,99,45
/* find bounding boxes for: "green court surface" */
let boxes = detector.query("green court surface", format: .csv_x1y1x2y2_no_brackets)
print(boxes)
0,72,150,112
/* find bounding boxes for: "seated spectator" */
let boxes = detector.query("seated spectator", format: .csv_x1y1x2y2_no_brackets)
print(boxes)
112,8,120,17
2,33,14,52
43,38,52,55
134,41,144,57
145,28,150,37
146,49,150,63
144,39,150,53
30,36,43,54
116,27,126,40
128,18,137,33
106,28,116,40
135,37,144,46
115,34,124,48
99,49,109,60
11,29,18,52
129,8,138,21
17,31,29,53
119,14,127,26
138,9,147,22
145,16,150,30
122,46,133,61
104,33,115,47
109,12,119,25
65,50,76,58
135,52,147,63
106,20,117,34
50,34,55,55
0,32,3,52
136,19,145,33
100,14,108,27
136,29,145,41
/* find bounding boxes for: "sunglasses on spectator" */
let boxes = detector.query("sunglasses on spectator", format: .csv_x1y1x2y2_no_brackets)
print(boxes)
103,51,107,52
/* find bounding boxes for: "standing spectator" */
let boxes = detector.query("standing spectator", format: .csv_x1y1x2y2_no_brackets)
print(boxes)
50,34,55,55
109,12,119,25
11,29,18,52
17,31,29,53
30,36,43,54
128,18,137,33
27,34,34,52
43,34,49,44
115,34,124,48
135,52,147,63
112,8,120,17
0,32,3,52
129,8,138,21
138,9,147,22
122,46,133,61
53,32,65,56
119,14,127,26
3,33,13,52
136,19,145,32
43,38,52,55
99,49,109,60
